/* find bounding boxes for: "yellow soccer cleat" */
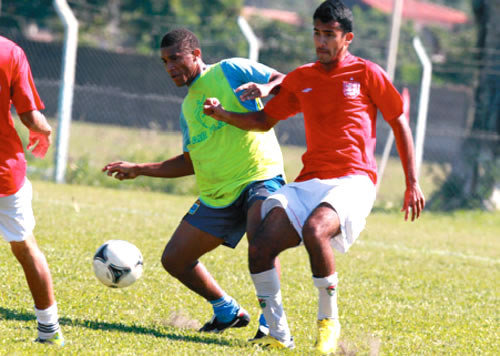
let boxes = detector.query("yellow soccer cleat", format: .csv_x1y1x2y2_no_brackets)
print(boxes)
34,331,65,347
250,334,295,349
315,319,341,355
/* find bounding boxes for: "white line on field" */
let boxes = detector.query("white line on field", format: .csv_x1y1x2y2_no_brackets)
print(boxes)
37,197,499,265
359,240,499,265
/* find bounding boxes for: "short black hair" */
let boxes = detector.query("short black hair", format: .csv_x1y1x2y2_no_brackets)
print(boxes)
313,0,354,33
160,28,200,51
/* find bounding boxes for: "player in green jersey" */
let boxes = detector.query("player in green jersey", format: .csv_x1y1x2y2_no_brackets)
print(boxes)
103,28,285,339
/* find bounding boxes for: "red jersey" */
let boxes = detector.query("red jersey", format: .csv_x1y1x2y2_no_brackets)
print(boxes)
264,53,403,184
0,36,44,196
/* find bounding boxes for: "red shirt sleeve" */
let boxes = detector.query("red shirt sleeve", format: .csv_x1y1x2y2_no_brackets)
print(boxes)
10,46,44,114
263,73,301,120
366,61,403,123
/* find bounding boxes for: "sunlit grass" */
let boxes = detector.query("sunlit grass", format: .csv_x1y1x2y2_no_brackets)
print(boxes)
0,181,498,355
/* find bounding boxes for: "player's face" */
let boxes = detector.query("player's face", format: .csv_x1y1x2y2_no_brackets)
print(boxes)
313,19,353,69
161,43,201,87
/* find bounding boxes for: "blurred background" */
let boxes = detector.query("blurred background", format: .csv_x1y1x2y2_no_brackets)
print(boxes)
0,0,498,211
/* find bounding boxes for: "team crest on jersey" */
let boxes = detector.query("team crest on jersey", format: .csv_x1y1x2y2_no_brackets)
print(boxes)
342,80,360,98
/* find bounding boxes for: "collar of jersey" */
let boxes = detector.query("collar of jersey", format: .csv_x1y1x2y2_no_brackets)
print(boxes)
188,64,213,88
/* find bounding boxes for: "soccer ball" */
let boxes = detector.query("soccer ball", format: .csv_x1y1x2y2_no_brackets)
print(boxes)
93,240,143,288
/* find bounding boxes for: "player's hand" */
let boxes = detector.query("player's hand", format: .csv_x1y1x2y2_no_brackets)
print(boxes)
27,130,51,158
235,82,269,101
402,183,425,221
203,98,224,119
102,161,138,180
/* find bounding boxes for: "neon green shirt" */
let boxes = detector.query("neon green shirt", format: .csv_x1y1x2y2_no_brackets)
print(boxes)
180,58,284,207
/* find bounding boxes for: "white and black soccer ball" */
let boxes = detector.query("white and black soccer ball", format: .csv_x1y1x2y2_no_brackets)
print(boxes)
93,240,143,288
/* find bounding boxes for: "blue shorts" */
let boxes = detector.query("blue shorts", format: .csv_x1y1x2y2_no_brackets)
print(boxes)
183,175,285,248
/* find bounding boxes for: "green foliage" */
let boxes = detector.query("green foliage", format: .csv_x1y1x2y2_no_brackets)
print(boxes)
428,23,478,86
429,139,500,211
1,0,478,86
0,181,498,354
251,18,314,73
1,0,55,30
349,6,391,66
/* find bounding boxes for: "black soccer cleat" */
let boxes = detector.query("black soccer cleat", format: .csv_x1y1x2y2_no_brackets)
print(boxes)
199,307,250,333
248,324,269,342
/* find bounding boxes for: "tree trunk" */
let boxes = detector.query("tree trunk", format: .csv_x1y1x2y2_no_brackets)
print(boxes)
430,0,499,210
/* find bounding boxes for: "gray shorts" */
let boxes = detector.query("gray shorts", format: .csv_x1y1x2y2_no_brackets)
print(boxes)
183,175,285,248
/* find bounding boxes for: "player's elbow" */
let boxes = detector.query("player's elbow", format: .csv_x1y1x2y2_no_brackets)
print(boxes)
253,112,277,132
261,122,275,131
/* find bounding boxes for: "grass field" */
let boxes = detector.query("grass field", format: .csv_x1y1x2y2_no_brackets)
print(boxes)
0,180,498,355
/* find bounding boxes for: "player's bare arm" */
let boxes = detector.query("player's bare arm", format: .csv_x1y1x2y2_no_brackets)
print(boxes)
102,153,194,181
389,114,426,221
235,71,284,101
19,110,52,158
203,97,279,132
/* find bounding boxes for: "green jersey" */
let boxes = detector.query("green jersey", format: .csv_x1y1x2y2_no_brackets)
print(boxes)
180,58,284,207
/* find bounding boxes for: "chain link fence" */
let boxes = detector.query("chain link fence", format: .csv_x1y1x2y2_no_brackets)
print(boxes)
2,24,497,207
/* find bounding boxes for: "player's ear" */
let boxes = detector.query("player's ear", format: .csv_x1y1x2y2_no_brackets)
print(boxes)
193,47,201,58
345,32,354,45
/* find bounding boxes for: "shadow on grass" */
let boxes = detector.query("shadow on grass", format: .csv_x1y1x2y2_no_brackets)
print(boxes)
0,307,231,347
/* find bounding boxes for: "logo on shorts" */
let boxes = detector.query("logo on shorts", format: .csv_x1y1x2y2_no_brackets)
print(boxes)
326,285,336,296
188,200,201,215
258,298,266,308
343,79,360,98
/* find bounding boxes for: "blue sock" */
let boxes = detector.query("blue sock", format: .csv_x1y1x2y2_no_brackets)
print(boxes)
259,313,268,328
210,295,239,323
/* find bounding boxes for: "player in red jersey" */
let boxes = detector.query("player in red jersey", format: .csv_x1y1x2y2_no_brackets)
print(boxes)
0,36,63,346
203,0,425,353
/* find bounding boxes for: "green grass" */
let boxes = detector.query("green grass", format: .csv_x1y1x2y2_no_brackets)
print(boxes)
0,180,498,355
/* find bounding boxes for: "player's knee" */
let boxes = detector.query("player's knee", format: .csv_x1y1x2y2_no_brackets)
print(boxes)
161,247,193,277
160,248,177,274
303,221,337,246
10,239,37,261
302,224,321,243
248,237,274,266
248,243,261,265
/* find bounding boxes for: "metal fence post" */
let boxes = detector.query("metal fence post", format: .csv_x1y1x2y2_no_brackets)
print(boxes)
53,0,78,183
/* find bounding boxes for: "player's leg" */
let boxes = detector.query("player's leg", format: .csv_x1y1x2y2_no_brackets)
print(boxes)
244,175,285,340
10,236,63,345
248,206,300,349
1,179,63,345
161,219,225,300
304,175,376,354
161,199,251,333
302,202,340,277
10,235,55,309
302,203,341,355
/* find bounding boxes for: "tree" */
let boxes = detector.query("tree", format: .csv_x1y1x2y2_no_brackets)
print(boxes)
429,0,499,210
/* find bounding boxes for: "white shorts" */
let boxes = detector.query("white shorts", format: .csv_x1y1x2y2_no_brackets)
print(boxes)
262,175,376,253
0,178,36,242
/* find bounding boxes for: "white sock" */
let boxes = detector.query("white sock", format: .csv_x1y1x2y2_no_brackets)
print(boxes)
35,303,60,339
251,268,291,342
313,273,339,320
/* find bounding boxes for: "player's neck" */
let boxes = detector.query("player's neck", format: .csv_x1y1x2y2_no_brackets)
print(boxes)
320,50,349,72
187,60,207,86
